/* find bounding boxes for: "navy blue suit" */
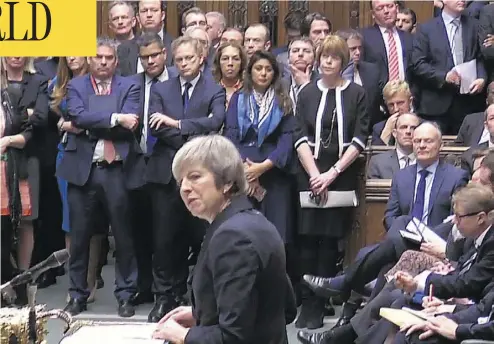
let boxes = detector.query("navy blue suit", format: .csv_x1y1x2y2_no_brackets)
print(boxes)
145,72,226,301
360,24,414,85
384,162,468,230
358,61,386,128
57,74,144,302
411,14,486,132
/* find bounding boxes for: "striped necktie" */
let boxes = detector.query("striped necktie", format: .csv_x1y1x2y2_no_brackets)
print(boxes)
386,28,400,81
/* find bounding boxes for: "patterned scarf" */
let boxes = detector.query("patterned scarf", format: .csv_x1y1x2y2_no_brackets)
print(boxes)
237,87,283,146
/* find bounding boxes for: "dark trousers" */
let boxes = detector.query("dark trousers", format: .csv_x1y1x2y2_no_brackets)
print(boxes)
68,164,137,301
1,216,14,283
150,182,206,299
32,164,64,265
130,185,153,294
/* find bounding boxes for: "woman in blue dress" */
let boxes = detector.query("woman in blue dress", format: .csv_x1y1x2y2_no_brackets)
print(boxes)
50,57,101,302
223,50,297,243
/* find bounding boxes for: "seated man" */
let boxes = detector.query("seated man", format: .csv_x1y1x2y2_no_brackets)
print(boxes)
371,80,415,146
461,104,494,176
456,82,494,147
298,180,494,344
383,122,468,230
368,113,419,179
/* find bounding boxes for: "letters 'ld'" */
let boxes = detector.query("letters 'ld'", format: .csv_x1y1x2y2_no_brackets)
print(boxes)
0,2,52,41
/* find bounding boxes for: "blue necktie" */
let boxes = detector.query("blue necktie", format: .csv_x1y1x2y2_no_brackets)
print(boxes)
411,169,430,221
146,78,159,155
183,82,192,114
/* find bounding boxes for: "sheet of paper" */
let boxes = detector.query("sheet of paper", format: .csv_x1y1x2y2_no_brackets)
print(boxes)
61,324,163,344
379,308,426,327
406,218,446,248
453,59,477,94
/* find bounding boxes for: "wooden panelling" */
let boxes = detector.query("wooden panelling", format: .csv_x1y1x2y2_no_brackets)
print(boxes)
96,1,435,45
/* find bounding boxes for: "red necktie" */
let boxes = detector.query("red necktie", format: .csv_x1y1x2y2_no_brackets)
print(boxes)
386,29,400,81
98,82,116,163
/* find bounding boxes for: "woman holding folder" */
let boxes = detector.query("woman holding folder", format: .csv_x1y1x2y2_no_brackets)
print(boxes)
293,35,369,329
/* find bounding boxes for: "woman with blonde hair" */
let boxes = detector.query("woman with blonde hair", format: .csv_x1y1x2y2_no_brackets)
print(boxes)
1,57,46,304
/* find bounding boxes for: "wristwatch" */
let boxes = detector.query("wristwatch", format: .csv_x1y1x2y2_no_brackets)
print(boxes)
333,164,342,174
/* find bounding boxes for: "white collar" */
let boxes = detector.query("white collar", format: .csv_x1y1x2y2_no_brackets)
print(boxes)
396,146,415,161
442,10,460,25
145,67,168,84
180,72,201,89
417,159,439,175
378,25,396,35
475,226,491,248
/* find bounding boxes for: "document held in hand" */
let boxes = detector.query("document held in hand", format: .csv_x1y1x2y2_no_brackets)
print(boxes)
299,190,358,208
453,59,477,94
400,218,446,250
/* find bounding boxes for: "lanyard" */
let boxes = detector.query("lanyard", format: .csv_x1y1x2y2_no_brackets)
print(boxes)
90,75,111,95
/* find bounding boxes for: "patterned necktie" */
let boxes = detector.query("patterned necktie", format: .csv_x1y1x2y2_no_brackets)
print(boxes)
459,246,478,275
98,81,116,163
412,169,430,221
146,78,159,155
402,156,409,168
183,82,192,113
452,19,464,65
386,29,400,81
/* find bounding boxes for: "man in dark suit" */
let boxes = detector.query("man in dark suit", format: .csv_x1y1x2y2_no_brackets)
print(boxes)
360,1,413,86
434,0,489,19
57,37,145,317
337,28,386,127
117,0,174,76
460,104,494,176
126,32,178,306
479,4,494,83
384,122,469,230
412,0,487,134
145,35,226,322
368,113,419,179
456,82,494,146
282,36,317,108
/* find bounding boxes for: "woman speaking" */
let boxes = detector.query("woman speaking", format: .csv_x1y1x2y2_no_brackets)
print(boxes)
152,135,295,344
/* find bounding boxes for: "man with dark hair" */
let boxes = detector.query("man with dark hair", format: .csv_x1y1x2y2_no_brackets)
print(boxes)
396,7,417,33
127,32,178,306
300,12,331,49
117,0,174,75
244,23,272,59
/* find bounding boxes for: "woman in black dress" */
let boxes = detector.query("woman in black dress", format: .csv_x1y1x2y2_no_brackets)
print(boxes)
293,35,369,329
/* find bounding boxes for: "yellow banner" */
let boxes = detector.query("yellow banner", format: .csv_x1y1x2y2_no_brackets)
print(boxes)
0,0,97,56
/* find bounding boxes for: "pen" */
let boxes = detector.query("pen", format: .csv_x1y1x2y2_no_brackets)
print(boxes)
429,284,434,302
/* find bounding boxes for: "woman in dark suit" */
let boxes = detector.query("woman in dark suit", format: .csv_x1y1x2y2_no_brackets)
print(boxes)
152,135,296,344
0,59,33,290
293,35,370,330
2,57,49,274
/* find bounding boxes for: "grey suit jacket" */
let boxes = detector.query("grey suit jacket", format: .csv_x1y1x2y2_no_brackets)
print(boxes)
367,149,400,179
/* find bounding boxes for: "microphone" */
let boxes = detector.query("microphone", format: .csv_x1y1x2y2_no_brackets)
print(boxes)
1,249,69,290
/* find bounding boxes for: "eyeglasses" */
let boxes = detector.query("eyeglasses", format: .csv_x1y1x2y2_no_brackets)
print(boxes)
455,211,482,219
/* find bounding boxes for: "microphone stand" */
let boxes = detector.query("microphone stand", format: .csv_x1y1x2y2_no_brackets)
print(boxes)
26,280,37,344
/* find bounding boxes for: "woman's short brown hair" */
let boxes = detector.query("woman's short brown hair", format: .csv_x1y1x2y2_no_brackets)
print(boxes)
316,35,350,72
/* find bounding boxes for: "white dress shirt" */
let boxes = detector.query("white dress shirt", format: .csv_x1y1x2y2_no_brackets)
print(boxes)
442,11,463,66
92,78,121,162
414,160,439,225
353,68,362,86
479,128,490,145
378,26,405,81
396,147,416,169
180,73,201,100
141,68,169,153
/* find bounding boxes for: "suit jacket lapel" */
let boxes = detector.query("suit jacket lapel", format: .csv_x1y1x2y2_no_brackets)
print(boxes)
18,73,32,109
428,163,445,215
373,24,388,65
408,166,418,211
397,30,407,68
460,15,472,58
171,77,184,119
437,17,455,67
390,150,400,175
